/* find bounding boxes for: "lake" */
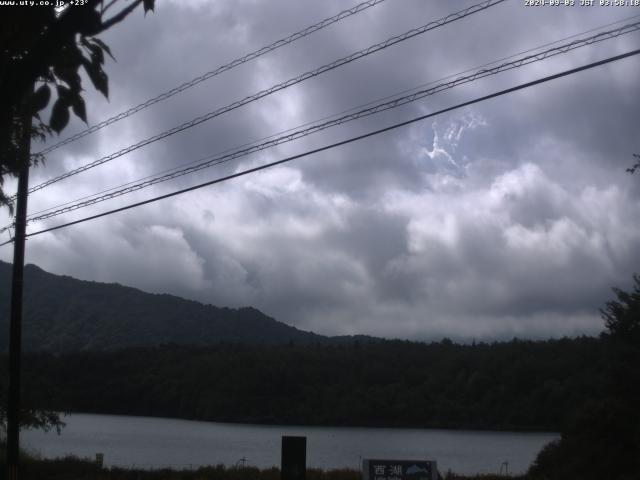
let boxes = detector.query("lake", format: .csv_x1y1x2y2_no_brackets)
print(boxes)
22,413,557,476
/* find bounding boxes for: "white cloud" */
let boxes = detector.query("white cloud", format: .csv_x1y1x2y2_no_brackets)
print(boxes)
5,0,639,341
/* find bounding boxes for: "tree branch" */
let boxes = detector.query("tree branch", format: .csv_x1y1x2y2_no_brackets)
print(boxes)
101,0,120,15
99,0,143,32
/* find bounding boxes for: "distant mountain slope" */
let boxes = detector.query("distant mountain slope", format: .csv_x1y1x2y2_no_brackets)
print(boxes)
0,261,347,352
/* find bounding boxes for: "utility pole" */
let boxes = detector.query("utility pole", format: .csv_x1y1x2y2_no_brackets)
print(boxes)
6,88,32,480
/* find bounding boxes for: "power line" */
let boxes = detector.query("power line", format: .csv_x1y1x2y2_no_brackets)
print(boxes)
8,13,640,228
0,47,634,246
18,20,640,225
25,0,505,196
30,0,640,202
20,0,506,199
34,0,390,156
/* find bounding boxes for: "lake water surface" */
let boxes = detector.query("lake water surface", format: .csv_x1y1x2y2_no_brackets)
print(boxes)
22,413,557,475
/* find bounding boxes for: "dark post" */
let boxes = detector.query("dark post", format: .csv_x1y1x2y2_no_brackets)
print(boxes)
6,89,32,480
281,436,306,480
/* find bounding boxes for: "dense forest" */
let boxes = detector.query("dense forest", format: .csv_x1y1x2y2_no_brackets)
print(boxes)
1,336,606,432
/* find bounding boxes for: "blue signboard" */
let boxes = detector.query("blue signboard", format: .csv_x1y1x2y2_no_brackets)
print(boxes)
362,459,438,480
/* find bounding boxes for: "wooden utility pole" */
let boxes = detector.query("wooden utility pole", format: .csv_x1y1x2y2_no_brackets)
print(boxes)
6,89,32,480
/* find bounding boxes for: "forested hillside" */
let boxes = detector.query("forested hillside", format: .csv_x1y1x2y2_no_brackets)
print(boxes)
6,337,606,432
0,261,370,352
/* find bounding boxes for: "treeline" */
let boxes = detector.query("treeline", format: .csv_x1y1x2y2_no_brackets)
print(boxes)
526,275,640,479
3,336,607,432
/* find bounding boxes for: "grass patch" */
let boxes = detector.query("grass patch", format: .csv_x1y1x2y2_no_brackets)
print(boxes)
1,443,527,480
0,459,528,480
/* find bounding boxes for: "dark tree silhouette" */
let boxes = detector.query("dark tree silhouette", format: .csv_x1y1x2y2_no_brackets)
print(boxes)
0,0,155,435
529,275,640,480
627,153,640,174
0,0,155,209
601,274,640,339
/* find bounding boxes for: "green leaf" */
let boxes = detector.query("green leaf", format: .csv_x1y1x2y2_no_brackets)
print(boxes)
56,85,72,104
54,83,86,123
71,95,87,124
50,98,70,134
53,64,82,90
82,58,109,98
88,43,104,65
94,70,108,98
30,84,51,114
90,38,115,61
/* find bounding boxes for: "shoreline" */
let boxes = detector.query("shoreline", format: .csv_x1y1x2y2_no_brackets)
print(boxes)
1,452,527,480
21,414,554,477
54,411,561,436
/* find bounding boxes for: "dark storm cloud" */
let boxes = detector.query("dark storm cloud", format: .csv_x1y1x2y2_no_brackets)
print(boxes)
2,0,640,340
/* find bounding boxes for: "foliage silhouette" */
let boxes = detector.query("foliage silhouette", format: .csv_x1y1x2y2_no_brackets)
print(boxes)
0,0,155,209
0,0,155,436
529,275,640,479
626,153,640,174
1,337,607,432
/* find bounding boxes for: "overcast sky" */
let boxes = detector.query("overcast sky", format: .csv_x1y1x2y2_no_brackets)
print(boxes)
2,0,640,341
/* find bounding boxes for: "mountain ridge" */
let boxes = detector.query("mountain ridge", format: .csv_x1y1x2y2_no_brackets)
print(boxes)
0,260,374,352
